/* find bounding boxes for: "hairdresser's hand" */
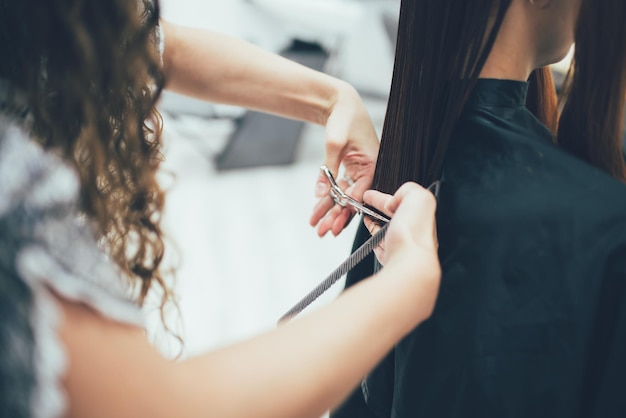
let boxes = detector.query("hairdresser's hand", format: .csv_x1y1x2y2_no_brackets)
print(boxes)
363,183,439,269
310,83,379,237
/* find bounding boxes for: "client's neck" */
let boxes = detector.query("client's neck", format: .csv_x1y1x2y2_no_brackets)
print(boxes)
479,5,536,81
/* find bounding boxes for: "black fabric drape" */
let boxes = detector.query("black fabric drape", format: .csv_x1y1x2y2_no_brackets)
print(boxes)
334,79,626,418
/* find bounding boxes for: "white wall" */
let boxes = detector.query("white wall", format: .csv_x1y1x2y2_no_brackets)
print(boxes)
159,0,398,108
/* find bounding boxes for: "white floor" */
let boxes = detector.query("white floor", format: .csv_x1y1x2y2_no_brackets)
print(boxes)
146,98,387,360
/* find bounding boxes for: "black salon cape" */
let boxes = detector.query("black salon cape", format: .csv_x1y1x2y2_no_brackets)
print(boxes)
332,79,626,418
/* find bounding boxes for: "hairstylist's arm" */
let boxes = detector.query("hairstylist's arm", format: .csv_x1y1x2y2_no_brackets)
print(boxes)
160,21,378,237
60,184,439,418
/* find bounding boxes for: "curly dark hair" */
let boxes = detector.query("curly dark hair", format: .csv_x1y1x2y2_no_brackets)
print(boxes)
0,0,174,314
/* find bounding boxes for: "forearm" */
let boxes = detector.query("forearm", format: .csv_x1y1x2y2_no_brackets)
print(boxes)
176,256,434,418
60,186,438,418
61,257,433,418
161,20,348,126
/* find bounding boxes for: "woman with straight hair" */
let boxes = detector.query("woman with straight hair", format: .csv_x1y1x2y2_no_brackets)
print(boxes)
326,0,626,417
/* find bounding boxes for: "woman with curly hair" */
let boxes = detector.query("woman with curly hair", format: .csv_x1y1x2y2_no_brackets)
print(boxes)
0,1,442,417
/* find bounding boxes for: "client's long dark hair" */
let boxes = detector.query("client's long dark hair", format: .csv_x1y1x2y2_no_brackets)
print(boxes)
558,0,626,182
374,0,558,192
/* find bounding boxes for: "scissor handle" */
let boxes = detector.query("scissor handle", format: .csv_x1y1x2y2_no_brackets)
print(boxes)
320,166,342,192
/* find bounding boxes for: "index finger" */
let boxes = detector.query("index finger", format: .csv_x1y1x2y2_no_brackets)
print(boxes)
362,189,395,217
386,182,434,214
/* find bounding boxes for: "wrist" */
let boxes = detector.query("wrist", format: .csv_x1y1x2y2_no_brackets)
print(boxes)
321,79,356,125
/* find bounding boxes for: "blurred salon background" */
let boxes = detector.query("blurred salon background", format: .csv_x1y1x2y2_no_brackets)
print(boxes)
148,0,578,364
148,0,400,360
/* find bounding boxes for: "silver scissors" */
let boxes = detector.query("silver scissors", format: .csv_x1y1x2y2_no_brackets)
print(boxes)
320,165,391,225
278,169,441,322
